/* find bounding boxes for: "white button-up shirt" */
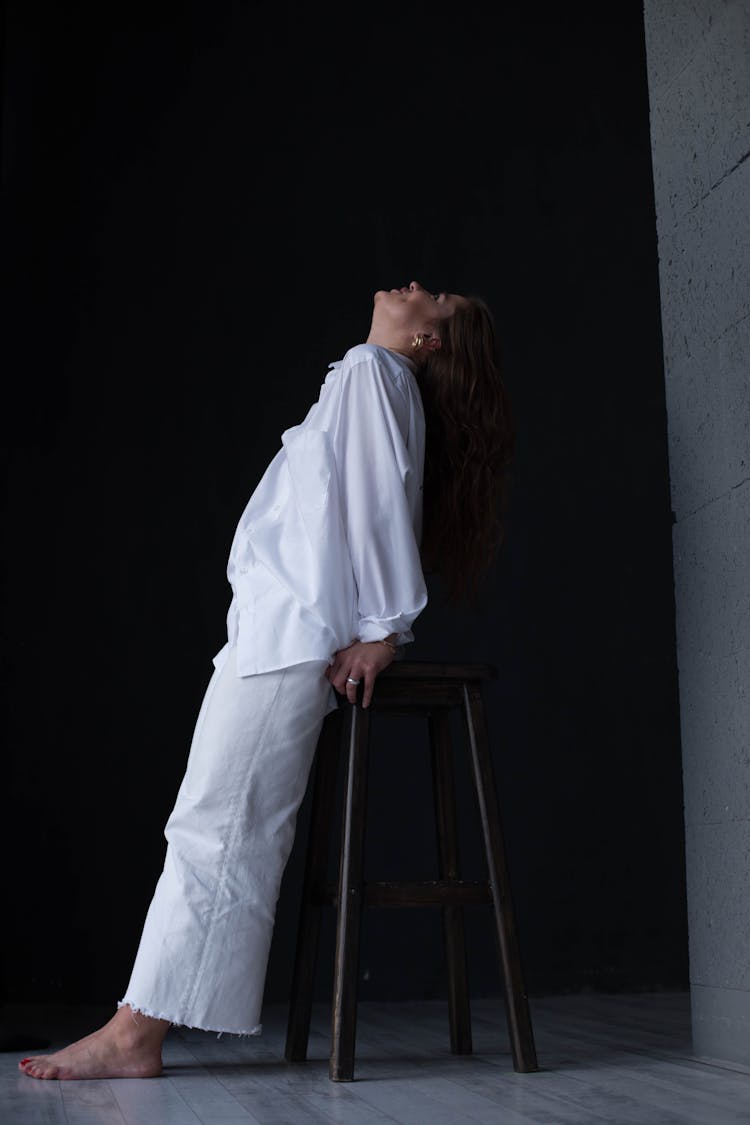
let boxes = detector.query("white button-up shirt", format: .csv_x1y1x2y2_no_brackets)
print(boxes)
212,343,428,677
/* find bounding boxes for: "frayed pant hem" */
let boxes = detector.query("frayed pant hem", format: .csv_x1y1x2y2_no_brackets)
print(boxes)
117,998,263,1039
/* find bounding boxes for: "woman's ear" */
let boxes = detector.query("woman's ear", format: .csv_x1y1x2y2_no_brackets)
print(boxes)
424,334,442,352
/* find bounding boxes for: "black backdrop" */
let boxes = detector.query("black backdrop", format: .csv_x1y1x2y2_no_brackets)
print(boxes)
1,1,687,1009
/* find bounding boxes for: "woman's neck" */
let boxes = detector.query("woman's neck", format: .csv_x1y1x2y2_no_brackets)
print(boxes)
365,329,411,360
363,338,417,370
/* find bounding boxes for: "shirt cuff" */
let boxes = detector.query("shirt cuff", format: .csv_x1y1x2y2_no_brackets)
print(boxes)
357,619,415,645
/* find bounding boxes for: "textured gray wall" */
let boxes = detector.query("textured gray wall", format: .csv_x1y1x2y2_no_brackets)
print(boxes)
643,0,750,1065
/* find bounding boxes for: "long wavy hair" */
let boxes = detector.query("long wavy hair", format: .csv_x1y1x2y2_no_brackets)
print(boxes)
415,296,515,605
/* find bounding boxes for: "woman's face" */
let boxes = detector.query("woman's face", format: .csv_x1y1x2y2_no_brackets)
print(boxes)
373,280,467,337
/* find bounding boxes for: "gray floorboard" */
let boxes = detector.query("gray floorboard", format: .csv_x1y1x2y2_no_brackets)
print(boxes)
59,1081,130,1125
2,992,750,1125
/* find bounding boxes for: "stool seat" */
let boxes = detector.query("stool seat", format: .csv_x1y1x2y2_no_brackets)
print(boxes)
363,660,497,716
380,660,498,678
284,660,538,1081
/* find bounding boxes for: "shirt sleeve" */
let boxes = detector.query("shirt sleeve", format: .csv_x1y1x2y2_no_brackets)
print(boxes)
330,351,428,645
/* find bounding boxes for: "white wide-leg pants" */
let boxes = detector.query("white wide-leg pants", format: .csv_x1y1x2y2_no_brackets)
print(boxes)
118,646,336,1036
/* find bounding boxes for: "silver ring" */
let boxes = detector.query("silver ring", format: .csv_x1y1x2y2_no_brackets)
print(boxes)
346,676,361,685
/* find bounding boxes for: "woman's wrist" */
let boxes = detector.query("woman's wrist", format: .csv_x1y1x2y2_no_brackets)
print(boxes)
354,632,399,654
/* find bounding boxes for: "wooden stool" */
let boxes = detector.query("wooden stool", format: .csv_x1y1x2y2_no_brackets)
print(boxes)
284,661,538,1081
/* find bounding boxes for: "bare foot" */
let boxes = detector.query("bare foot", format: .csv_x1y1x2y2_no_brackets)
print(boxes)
18,1005,170,1080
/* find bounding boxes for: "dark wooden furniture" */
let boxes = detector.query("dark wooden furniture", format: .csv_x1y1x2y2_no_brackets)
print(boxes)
284,661,538,1081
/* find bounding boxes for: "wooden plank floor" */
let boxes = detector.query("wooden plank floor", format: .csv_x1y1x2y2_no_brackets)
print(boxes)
2,992,750,1124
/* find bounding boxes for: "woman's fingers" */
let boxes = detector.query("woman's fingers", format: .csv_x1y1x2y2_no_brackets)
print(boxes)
328,660,358,698
343,661,378,709
328,642,395,707
361,670,375,709
345,674,360,703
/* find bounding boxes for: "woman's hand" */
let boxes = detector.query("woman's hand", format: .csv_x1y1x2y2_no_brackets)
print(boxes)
325,638,396,708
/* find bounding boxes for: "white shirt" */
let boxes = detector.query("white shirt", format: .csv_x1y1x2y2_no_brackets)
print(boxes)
212,343,428,677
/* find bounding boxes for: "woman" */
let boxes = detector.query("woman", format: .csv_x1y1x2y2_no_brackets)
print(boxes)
19,279,514,1080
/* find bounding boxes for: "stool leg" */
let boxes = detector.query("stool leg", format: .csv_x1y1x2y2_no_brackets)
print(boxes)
462,682,539,1073
330,699,371,1082
429,711,473,1055
284,709,342,1063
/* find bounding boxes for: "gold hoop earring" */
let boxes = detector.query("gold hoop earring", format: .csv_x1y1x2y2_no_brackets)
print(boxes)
411,333,424,349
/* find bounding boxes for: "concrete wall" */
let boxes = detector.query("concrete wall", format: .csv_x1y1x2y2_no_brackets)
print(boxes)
643,0,750,1065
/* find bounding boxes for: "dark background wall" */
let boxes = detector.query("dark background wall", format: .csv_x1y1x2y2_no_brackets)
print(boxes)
1,1,686,1010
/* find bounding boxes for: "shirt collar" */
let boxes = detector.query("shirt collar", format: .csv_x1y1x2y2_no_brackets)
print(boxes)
379,346,417,373
328,347,417,374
